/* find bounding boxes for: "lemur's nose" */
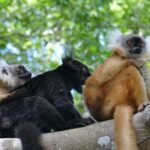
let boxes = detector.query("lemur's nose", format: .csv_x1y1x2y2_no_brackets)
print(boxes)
17,65,25,74
132,47,142,54
18,65,26,74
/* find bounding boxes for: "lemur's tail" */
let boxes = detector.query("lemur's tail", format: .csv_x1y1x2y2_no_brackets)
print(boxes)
114,105,138,150
14,121,44,150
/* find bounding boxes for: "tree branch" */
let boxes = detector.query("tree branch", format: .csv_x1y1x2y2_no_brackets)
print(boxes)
0,109,150,150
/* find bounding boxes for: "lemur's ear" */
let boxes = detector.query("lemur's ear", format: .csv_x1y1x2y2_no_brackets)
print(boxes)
107,29,123,50
0,59,8,67
62,45,74,63
62,57,73,65
144,36,150,59
145,36,150,51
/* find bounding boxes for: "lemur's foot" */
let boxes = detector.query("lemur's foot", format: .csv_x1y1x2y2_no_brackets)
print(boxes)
138,101,150,123
138,101,150,112
143,104,150,123
74,117,95,127
67,117,95,129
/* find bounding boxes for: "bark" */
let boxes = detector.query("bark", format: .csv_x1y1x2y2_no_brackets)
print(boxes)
0,108,150,150
41,112,150,150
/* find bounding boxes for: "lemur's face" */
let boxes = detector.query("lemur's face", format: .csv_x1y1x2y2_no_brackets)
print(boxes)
70,60,90,84
0,60,31,90
63,58,90,93
121,35,146,58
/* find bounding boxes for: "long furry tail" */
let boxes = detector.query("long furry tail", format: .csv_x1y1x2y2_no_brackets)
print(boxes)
14,122,44,150
114,105,138,150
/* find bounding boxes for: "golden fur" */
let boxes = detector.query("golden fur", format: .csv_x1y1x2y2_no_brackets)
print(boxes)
84,47,148,150
0,80,12,101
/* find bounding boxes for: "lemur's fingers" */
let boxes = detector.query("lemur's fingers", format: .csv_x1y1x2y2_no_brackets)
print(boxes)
138,101,150,112
144,104,150,123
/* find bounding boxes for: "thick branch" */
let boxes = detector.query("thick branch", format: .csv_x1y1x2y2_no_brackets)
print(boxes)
41,115,150,150
0,109,150,150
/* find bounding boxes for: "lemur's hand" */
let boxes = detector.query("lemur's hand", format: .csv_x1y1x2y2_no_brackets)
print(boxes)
138,101,150,112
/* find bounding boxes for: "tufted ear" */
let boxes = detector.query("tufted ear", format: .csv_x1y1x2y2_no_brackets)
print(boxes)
144,36,150,59
0,59,8,67
145,36,150,52
62,45,74,63
62,57,73,65
107,29,123,50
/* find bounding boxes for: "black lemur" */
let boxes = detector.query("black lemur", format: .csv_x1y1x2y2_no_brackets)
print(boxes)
0,57,94,150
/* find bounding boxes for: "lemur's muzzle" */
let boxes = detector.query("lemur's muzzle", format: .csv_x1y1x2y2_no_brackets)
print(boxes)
17,65,32,80
130,47,142,54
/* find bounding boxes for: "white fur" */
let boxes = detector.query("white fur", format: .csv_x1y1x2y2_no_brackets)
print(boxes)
0,59,8,68
107,29,122,50
0,60,25,90
0,60,16,89
144,36,150,59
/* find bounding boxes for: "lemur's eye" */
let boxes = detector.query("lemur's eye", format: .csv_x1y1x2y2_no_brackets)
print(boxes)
2,68,8,75
126,40,132,46
141,42,145,47
82,67,90,76
82,67,87,73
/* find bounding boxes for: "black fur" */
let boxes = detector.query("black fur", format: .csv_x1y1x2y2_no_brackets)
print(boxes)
0,57,94,150
14,122,43,150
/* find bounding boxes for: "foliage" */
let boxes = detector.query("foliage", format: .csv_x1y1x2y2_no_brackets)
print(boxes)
0,0,150,112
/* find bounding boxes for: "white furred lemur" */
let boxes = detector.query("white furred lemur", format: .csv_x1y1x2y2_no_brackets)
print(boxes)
84,30,150,150
108,30,150,99
0,59,31,101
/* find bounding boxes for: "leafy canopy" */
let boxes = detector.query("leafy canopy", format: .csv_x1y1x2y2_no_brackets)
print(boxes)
0,0,149,112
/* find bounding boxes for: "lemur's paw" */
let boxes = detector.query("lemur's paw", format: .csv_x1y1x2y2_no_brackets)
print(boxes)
74,117,95,127
143,104,150,123
138,101,150,112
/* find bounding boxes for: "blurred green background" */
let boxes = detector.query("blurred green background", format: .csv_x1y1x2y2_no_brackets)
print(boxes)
0,0,149,115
